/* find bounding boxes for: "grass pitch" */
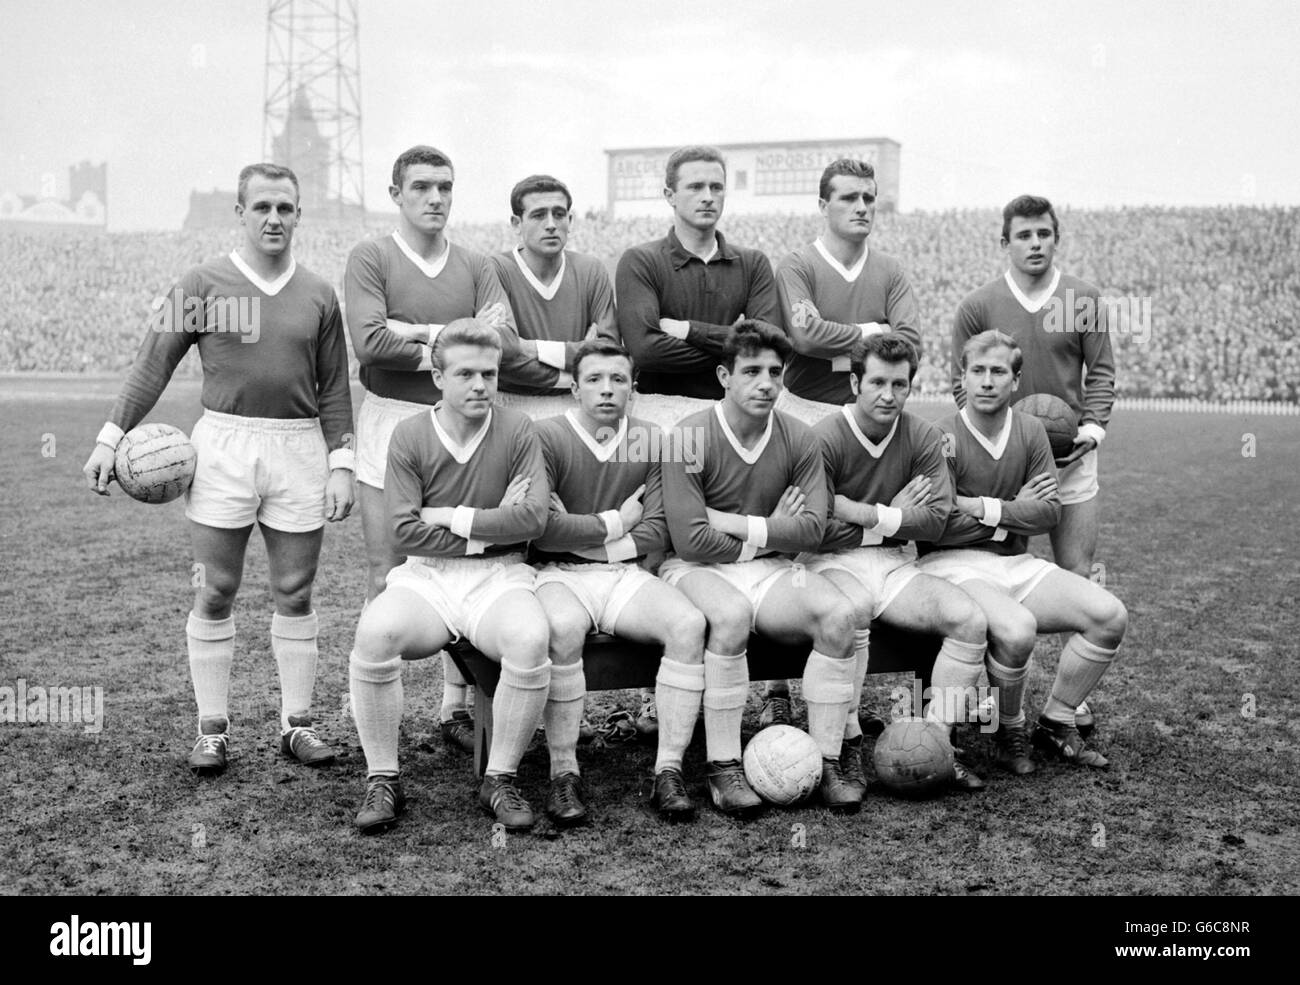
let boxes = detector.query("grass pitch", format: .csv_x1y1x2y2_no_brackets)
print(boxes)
1,379,1297,895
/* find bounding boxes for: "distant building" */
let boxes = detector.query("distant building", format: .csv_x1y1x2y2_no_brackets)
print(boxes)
605,137,900,219
0,161,107,231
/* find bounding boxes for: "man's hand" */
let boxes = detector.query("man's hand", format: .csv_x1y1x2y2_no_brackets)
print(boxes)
324,469,355,522
618,483,646,531
418,506,454,528
657,317,689,339
771,485,806,519
890,474,932,511
834,493,876,528
790,299,820,331
549,492,568,514
499,474,531,507
84,444,117,496
954,495,984,518
519,338,539,360
477,303,508,331
1054,433,1097,469
385,318,428,344
1016,472,1058,502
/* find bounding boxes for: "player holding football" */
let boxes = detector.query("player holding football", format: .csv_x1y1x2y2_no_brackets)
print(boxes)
660,321,861,815
951,195,1117,735
349,319,551,834
344,146,516,753
616,146,782,735
533,339,708,823
492,174,618,421
801,334,989,789
766,157,923,726
919,330,1127,769
82,163,354,776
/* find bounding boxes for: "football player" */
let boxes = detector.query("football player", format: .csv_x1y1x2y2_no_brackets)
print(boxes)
659,321,860,815
533,339,708,823
801,333,989,788
492,174,618,421
766,157,923,727
344,145,517,754
616,145,782,735
349,319,551,834
919,330,1127,769
82,163,354,776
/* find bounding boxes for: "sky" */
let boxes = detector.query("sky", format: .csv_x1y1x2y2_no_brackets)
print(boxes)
2,0,1298,230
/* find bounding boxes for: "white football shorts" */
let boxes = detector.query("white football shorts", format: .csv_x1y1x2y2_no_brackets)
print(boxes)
775,389,842,427
800,544,921,619
494,390,575,422
384,553,536,645
355,392,431,489
915,549,1056,603
1056,448,1099,506
658,555,794,631
534,561,658,636
186,409,328,533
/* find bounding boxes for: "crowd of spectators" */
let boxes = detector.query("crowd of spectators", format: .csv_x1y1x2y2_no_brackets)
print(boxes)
3,205,1296,402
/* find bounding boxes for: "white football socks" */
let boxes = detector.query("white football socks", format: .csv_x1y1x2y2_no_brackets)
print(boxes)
271,611,318,733
187,612,234,732
1043,635,1118,726
486,659,552,776
925,636,987,726
349,652,403,777
985,653,1028,729
803,649,856,759
440,651,469,720
703,649,749,763
844,628,872,741
544,661,585,778
654,658,705,773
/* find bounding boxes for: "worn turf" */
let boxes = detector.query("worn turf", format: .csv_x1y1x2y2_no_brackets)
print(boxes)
1,380,1297,895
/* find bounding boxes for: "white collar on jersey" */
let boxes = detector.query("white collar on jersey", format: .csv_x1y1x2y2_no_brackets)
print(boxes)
228,251,296,296
429,404,493,464
1004,266,1061,314
814,238,868,283
958,406,1013,460
512,246,567,301
393,230,451,279
714,401,773,465
840,405,898,458
564,409,625,462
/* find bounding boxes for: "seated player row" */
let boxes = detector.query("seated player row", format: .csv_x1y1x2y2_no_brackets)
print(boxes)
347,319,1127,834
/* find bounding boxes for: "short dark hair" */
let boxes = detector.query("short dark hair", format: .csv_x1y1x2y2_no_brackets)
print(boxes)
431,317,501,370
1001,194,1058,242
849,334,919,381
237,163,299,206
722,320,793,372
665,145,726,191
960,329,1023,375
572,338,632,379
818,158,875,202
392,145,454,190
510,174,573,217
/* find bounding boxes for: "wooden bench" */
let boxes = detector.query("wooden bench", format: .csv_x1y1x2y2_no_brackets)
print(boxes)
448,623,940,775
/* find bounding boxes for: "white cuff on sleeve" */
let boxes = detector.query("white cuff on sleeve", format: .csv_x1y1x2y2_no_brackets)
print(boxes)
600,509,624,543
535,339,567,370
605,534,638,563
860,528,885,547
450,505,476,540
1077,422,1106,446
661,319,689,340
870,505,902,538
554,371,574,389
464,538,488,556
858,322,887,339
328,448,356,472
736,542,759,563
830,356,851,373
745,515,768,548
417,348,433,372
427,323,446,344
979,497,1003,528
96,422,126,450
991,528,1008,543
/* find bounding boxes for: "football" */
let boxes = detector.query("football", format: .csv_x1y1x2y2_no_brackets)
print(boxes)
742,725,823,805
114,423,197,504
873,718,955,797
1014,393,1079,459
